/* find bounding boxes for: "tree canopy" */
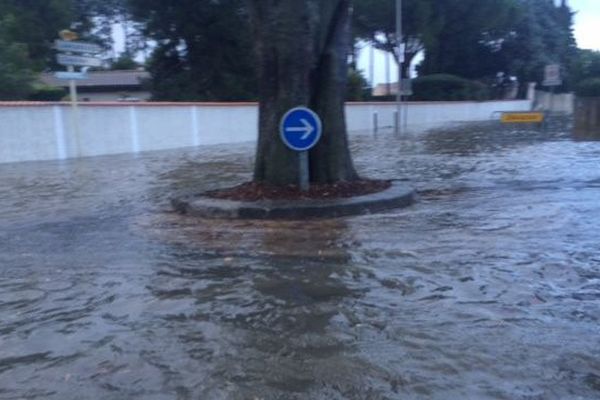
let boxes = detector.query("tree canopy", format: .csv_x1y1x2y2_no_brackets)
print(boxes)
0,0,72,99
127,0,256,101
354,0,578,91
0,0,588,100
353,0,434,78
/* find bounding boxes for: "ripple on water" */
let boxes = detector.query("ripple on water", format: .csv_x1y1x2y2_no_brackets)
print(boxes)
1,118,600,399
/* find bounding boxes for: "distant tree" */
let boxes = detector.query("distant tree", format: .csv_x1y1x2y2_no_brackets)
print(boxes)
0,0,72,70
247,0,358,185
127,0,257,101
73,0,145,57
353,0,433,79
0,38,35,100
0,0,75,99
572,49,600,84
347,68,371,101
110,53,139,70
491,0,577,92
418,0,519,79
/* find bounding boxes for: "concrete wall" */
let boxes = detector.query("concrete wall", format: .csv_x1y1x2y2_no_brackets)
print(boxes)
0,100,531,164
574,97,600,138
534,90,574,114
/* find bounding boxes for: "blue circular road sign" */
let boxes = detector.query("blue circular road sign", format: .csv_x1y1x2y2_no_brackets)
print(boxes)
280,107,322,152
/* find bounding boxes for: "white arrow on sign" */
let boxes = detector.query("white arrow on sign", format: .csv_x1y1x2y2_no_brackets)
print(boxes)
57,53,102,67
285,119,315,140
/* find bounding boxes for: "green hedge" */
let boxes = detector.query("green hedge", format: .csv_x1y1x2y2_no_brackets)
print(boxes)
346,69,371,101
28,85,67,101
412,74,491,101
575,78,600,97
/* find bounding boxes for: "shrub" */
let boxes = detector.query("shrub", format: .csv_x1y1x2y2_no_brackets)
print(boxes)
412,74,491,101
346,68,371,101
28,85,67,101
575,78,600,97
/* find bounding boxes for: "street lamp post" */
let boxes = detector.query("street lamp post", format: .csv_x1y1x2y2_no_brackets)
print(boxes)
395,0,403,135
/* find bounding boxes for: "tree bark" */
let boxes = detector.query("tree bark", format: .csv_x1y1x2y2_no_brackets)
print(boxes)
248,0,359,185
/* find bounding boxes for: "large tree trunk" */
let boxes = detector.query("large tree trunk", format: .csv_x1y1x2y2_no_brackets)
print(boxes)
248,0,359,185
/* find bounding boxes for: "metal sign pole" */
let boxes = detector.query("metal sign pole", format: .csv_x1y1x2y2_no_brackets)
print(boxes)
299,151,309,192
68,65,78,105
280,107,321,192
550,85,555,115
396,0,403,135
67,64,81,155
55,33,101,157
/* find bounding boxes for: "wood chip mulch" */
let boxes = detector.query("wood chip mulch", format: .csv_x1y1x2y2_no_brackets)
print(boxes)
206,179,392,202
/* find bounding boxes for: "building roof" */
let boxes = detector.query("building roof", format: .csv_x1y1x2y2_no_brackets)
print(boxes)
40,70,150,88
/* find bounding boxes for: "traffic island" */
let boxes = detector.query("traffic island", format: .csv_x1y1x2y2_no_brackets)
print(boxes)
172,180,416,220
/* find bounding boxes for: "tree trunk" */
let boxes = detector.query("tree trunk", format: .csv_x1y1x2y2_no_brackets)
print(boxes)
248,0,359,185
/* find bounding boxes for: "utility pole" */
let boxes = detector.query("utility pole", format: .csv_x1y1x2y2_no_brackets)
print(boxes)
395,0,403,135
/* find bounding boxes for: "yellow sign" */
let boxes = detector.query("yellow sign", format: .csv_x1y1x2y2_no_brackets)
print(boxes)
59,30,78,41
501,112,544,123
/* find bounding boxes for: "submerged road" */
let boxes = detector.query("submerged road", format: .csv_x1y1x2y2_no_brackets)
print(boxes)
1,119,599,399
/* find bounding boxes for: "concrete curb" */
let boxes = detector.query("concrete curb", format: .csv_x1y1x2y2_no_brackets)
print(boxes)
172,182,416,219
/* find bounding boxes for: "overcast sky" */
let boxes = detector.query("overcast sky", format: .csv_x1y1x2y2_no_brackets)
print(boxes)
570,0,600,51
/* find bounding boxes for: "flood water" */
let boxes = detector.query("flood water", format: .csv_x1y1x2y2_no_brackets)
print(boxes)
1,119,599,399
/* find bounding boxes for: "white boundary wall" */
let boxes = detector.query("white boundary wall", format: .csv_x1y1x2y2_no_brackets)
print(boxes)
533,91,574,114
0,100,531,164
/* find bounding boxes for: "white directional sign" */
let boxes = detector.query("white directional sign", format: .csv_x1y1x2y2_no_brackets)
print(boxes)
543,64,562,87
55,71,88,81
57,53,102,67
55,40,101,54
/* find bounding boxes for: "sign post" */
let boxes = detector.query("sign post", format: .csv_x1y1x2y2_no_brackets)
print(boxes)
54,34,101,155
280,107,323,192
395,0,403,135
543,64,562,114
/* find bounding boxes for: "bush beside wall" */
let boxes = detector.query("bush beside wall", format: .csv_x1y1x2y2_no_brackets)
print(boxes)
28,86,67,101
575,78,600,98
412,74,491,101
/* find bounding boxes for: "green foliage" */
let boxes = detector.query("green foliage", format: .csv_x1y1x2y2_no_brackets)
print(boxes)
496,0,577,92
354,0,577,92
412,74,491,101
0,0,73,69
346,68,370,101
0,0,107,99
73,0,142,54
575,78,600,98
572,49,600,85
27,85,67,101
110,53,139,70
353,0,433,77
128,0,257,101
418,0,520,79
0,39,35,100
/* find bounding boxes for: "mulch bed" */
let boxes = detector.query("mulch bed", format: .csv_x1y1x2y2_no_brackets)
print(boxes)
206,179,392,202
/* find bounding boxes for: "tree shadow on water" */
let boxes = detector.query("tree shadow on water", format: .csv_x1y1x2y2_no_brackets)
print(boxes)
136,214,392,399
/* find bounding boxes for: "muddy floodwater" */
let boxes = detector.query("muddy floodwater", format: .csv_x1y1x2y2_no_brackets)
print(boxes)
1,119,599,399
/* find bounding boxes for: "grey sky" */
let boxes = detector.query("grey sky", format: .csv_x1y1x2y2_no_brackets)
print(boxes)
570,0,600,50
